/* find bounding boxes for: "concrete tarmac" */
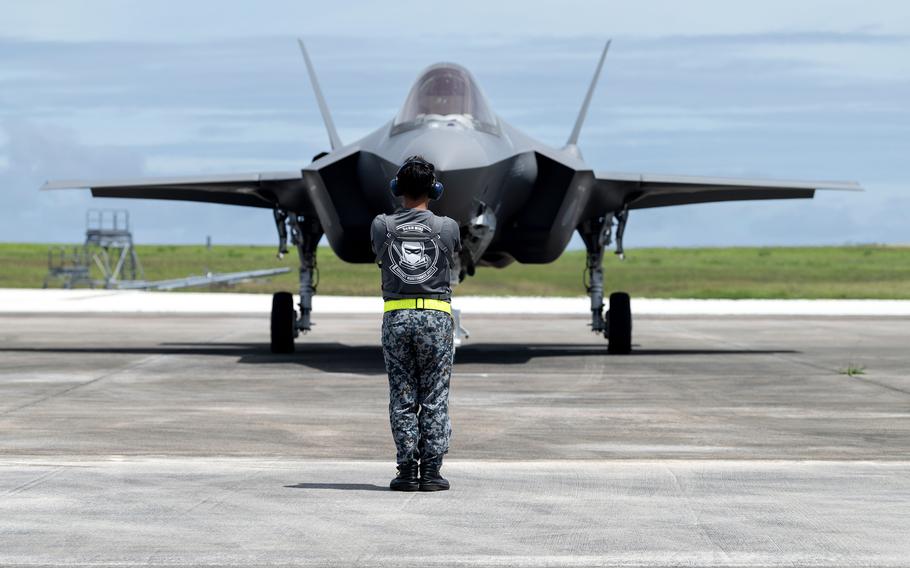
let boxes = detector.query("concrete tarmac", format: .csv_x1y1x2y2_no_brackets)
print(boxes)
1,313,909,566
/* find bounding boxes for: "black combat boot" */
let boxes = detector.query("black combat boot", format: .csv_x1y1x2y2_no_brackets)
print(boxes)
389,460,419,491
419,455,450,492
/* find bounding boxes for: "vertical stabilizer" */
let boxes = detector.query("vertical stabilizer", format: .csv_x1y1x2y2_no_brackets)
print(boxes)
566,39,611,147
297,38,343,150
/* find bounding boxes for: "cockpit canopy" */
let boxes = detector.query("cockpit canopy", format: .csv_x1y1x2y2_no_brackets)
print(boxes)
393,63,499,135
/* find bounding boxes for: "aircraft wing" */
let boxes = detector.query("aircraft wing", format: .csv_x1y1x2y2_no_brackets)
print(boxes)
594,172,862,210
41,146,375,262
42,171,309,210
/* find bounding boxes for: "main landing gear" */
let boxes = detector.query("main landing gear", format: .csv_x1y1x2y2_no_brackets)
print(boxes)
579,210,632,354
270,210,322,354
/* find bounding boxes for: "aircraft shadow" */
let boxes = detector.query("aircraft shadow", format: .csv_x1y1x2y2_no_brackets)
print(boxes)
0,342,799,374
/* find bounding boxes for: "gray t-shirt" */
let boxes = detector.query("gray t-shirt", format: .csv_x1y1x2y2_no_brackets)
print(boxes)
371,208,461,301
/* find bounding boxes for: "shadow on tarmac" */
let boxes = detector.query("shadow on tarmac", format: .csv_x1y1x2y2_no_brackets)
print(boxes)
284,482,388,492
0,342,799,373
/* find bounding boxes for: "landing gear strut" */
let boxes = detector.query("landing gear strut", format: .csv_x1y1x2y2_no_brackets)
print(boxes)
270,210,322,353
580,214,632,354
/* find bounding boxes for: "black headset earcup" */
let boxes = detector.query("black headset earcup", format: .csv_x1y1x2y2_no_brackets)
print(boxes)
390,161,442,200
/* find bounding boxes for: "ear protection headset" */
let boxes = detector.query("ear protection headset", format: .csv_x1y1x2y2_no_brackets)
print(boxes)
389,157,444,200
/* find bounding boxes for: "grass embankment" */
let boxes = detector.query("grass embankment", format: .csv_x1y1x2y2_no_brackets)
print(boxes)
1,243,908,299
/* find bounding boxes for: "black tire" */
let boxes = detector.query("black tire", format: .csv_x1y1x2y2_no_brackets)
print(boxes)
607,292,632,354
270,292,296,354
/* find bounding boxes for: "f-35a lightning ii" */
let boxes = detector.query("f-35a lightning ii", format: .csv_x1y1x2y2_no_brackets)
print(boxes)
44,40,861,354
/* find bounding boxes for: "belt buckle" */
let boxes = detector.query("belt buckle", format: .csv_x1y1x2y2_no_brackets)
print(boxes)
415,298,425,310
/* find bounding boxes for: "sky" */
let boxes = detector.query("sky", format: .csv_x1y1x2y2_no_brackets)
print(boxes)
0,0,908,249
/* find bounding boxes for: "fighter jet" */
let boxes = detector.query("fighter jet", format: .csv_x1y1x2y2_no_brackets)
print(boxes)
43,40,861,354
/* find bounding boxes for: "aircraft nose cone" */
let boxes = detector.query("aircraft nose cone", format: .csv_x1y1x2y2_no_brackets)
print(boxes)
398,126,490,171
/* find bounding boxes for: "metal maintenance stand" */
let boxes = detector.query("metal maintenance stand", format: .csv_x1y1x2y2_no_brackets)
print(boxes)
45,209,290,291
44,209,144,289
43,246,94,289
84,209,145,288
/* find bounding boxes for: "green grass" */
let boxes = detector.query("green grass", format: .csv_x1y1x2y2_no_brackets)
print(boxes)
838,363,867,377
2,243,909,298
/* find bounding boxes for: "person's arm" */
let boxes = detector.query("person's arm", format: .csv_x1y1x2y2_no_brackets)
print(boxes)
449,219,462,253
370,215,384,257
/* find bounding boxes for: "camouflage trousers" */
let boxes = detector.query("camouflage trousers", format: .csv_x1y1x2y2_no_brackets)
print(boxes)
381,308,454,464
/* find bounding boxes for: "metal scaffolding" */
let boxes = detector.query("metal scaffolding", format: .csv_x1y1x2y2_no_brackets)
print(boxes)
44,209,288,290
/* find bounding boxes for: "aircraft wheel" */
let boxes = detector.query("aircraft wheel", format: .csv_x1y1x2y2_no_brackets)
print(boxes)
607,292,632,355
270,292,296,354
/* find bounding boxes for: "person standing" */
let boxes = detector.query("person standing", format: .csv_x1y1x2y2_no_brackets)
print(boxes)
372,156,461,492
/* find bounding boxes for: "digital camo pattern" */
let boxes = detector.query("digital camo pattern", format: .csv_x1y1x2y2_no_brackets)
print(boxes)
381,308,454,463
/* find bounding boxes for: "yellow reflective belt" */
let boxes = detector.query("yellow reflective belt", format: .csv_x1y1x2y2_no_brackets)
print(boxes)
384,298,452,314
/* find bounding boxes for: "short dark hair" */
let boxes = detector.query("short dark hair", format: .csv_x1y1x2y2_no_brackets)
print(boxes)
396,155,435,199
